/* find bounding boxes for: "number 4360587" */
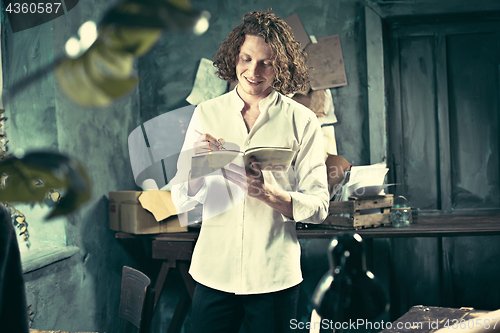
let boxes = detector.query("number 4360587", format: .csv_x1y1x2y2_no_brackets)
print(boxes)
5,2,62,14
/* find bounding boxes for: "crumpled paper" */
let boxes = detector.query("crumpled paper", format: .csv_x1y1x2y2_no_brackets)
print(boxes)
186,58,228,105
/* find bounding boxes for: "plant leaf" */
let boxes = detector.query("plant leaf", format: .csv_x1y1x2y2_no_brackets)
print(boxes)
0,151,92,219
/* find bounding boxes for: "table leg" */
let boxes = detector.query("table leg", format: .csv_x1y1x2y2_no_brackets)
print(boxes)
154,260,175,310
177,261,195,299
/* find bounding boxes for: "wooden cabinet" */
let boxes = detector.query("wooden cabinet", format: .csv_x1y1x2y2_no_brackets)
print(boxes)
385,15,500,214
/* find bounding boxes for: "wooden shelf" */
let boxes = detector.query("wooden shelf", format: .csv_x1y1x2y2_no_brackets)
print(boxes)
298,213,500,238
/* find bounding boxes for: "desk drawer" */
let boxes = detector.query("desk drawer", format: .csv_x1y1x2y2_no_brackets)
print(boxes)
152,240,194,260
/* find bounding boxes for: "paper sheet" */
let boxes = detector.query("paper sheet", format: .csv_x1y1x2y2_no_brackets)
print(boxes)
350,184,397,197
340,162,389,200
318,88,337,125
186,58,228,105
322,125,338,155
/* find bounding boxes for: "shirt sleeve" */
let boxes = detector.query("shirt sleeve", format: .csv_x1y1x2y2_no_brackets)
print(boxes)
169,108,209,213
286,116,329,224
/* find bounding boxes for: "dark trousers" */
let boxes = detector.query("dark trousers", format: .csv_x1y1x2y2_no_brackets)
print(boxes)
189,283,300,333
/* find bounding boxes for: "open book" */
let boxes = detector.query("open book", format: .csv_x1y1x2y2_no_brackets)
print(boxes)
191,147,295,179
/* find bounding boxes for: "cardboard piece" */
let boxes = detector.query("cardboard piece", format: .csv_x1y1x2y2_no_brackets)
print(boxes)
109,191,188,234
284,13,312,49
292,88,327,117
305,35,348,90
138,190,179,221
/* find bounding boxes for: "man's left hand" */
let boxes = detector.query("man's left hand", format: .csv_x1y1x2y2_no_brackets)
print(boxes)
222,156,294,218
223,157,267,199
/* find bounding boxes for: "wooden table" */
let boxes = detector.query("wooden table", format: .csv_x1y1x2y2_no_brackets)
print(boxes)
298,214,500,238
115,214,500,333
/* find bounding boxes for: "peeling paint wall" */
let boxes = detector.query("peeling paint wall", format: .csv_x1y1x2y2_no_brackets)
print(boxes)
2,0,140,331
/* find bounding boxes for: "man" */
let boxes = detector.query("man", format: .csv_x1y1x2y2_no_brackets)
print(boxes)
171,11,329,333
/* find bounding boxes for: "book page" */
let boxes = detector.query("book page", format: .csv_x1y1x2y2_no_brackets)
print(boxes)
191,147,295,178
243,147,295,172
191,150,241,179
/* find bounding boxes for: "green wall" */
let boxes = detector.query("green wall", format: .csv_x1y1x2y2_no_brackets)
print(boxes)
2,0,140,331
1,1,368,331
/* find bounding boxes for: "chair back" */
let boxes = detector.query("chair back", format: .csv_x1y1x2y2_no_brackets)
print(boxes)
119,266,155,333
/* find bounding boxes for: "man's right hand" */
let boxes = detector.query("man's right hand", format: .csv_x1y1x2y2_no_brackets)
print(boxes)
194,132,224,154
189,132,220,196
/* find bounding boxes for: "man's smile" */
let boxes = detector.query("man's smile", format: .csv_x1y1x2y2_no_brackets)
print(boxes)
245,77,263,85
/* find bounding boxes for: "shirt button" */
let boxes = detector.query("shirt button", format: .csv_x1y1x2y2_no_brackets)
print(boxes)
247,140,251,145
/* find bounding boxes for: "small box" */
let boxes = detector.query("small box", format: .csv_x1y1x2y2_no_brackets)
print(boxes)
323,194,394,229
109,191,187,234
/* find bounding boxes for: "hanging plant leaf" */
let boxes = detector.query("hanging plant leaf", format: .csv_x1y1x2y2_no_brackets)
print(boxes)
19,225,27,235
0,151,92,219
48,190,61,202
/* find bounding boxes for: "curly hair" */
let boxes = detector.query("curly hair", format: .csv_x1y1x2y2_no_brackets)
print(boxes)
213,11,309,95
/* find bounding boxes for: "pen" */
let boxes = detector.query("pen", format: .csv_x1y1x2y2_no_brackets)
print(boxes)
195,130,226,150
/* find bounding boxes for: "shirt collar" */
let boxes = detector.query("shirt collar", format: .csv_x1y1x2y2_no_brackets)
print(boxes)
230,86,279,113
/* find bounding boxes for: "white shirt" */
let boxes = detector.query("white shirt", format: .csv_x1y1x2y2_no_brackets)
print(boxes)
170,88,329,294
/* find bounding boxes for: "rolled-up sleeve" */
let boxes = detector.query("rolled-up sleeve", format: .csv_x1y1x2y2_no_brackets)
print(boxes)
287,116,329,224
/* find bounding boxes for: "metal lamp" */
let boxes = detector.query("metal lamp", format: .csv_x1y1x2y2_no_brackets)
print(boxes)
4,0,210,107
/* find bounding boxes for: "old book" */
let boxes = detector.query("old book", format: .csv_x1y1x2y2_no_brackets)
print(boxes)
191,147,295,178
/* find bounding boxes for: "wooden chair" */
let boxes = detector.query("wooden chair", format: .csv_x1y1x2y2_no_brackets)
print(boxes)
119,266,155,333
